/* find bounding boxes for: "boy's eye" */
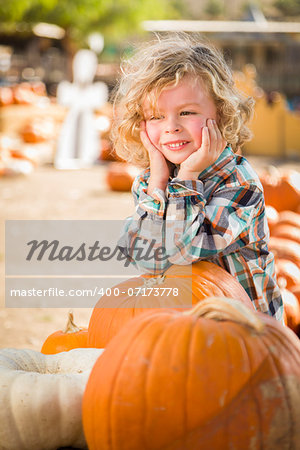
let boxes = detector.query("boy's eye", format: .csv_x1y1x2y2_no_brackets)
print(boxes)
180,111,196,116
149,115,162,120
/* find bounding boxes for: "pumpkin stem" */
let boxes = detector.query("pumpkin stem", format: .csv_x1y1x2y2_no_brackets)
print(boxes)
143,275,165,288
184,297,264,333
64,311,82,334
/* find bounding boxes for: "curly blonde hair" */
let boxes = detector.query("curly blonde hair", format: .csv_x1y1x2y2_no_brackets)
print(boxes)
112,33,254,167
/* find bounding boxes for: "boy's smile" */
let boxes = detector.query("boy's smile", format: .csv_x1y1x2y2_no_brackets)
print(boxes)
143,75,217,164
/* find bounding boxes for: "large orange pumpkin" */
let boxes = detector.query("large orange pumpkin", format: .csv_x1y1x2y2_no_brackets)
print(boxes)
87,261,253,348
41,311,88,354
82,297,300,450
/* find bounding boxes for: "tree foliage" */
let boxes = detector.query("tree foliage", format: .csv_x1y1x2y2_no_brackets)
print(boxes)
204,0,225,18
273,0,300,16
0,0,180,45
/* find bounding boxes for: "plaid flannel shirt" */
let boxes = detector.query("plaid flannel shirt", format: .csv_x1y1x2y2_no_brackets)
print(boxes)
118,146,283,321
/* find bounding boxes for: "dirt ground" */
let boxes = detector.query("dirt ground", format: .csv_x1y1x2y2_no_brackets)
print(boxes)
1,156,299,350
0,164,134,350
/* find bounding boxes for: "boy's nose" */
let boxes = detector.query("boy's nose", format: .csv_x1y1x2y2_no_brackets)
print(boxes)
165,120,181,133
166,127,180,133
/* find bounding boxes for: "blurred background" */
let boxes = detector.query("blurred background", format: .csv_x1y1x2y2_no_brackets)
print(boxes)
1,0,300,348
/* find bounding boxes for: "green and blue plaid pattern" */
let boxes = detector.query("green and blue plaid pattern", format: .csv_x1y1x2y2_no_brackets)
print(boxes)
118,146,283,322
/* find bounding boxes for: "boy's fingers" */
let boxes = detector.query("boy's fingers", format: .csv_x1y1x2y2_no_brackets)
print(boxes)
208,119,217,151
212,120,226,153
201,126,210,151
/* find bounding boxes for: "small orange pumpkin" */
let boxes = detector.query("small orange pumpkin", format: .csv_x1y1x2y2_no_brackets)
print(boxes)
83,297,300,450
20,116,55,144
87,261,253,348
41,311,88,354
99,139,123,162
106,162,139,192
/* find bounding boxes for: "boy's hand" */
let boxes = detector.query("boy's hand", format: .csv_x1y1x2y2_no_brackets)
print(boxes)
140,122,172,195
177,119,227,180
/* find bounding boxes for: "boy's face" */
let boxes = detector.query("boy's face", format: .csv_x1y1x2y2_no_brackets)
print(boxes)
143,75,217,165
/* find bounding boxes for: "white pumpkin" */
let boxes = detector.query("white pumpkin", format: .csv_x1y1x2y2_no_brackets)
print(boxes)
0,347,103,450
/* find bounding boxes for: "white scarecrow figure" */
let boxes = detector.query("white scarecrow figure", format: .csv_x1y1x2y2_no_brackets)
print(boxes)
55,49,108,169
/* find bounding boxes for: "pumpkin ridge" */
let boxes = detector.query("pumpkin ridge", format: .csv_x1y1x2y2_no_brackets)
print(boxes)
184,318,197,447
88,306,120,348
107,312,176,450
217,317,234,442
266,324,298,433
7,374,26,448
143,313,195,448
230,320,264,444
191,261,250,299
141,313,185,449
193,322,267,424
259,329,294,445
264,317,300,362
107,327,141,449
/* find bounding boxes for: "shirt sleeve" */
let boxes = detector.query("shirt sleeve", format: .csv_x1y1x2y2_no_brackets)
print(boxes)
165,177,264,265
117,171,171,275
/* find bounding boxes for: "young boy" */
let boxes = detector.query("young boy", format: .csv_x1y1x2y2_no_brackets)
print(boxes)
114,35,283,321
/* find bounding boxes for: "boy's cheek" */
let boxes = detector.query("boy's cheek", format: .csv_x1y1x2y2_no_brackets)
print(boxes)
192,126,204,149
145,123,160,147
